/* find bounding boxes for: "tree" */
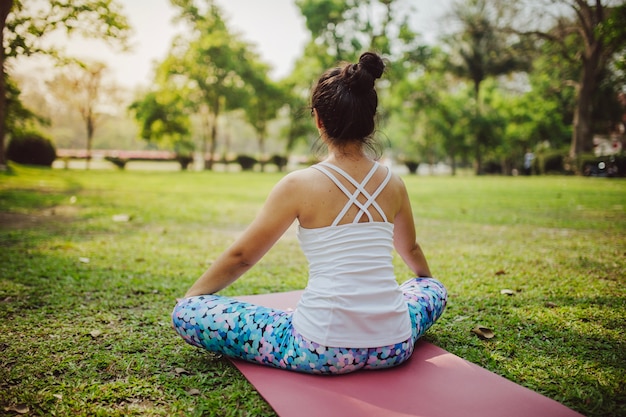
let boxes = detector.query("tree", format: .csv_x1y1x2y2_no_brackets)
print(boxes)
242,61,287,167
293,0,433,156
295,0,356,63
496,43,576,160
5,77,47,137
443,0,529,174
424,86,475,176
165,0,260,170
47,61,119,169
509,0,626,159
0,0,131,168
128,89,194,164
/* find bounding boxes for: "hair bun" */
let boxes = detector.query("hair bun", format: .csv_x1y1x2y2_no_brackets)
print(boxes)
341,52,385,94
358,52,384,79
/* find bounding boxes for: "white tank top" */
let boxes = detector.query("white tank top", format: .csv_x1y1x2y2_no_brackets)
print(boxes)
292,162,411,348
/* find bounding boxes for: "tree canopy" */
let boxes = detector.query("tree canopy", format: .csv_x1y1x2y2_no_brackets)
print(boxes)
1,0,131,167
8,0,626,175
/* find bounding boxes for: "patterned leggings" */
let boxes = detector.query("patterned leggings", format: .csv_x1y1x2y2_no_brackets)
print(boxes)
172,278,447,374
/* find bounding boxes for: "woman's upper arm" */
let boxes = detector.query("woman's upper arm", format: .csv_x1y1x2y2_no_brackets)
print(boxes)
392,178,432,277
392,178,418,258
228,173,301,264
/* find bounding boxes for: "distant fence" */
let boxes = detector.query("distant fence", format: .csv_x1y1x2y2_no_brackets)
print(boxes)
56,149,178,160
55,149,189,169
55,150,291,171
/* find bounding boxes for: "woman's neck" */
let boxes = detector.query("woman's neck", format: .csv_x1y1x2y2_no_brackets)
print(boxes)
325,142,369,164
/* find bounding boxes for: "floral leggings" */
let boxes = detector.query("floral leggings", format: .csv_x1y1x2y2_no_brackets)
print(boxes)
172,278,447,374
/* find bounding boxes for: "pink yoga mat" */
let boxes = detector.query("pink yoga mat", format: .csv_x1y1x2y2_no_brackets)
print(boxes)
232,291,583,417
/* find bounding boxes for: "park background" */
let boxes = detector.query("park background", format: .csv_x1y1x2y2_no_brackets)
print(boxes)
1,0,626,416
3,0,626,174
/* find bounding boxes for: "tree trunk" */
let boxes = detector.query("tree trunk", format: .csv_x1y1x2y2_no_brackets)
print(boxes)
0,0,13,169
206,115,216,170
86,115,94,170
201,110,210,170
570,52,600,159
473,79,483,175
258,133,266,172
206,98,220,170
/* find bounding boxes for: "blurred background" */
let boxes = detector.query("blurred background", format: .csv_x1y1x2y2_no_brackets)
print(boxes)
3,0,626,175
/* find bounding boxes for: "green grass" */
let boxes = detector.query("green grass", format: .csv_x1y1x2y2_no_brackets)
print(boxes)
1,164,624,416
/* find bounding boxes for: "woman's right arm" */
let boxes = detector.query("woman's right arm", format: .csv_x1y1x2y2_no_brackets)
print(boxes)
392,179,432,278
183,172,301,297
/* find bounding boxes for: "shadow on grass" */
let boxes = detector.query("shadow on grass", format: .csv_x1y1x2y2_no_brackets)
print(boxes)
0,247,276,416
434,291,625,417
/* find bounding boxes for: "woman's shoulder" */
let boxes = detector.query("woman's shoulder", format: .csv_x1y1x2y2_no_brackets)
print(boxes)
273,166,324,193
381,166,407,191
281,165,325,183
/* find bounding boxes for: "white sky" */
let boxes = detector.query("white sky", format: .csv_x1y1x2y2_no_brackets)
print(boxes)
14,0,451,89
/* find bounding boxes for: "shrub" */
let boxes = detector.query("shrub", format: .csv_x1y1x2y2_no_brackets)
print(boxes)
176,154,194,170
236,155,257,171
270,154,288,171
404,160,419,174
539,152,565,174
482,160,502,174
105,156,128,169
6,132,57,167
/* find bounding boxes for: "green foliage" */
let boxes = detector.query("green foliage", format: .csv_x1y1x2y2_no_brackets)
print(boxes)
46,60,117,169
404,160,419,174
157,0,280,169
514,0,626,156
104,156,128,169
269,154,288,172
128,91,192,149
241,61,287,155
537,151,566,175
292,0,431,154
444,0,529,96
442,0,530,174
5,76,48,136
176,154,194,170
236,154,258,171
5,0,131,60
295,0,358,61
1,0,132,166
6,131,56,166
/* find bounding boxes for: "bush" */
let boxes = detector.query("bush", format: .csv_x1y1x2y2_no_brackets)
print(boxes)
403,160,419,174
6,132,57,167
105,156,128,169
482,160,503,174
539,152,566,174
270,154,288,171
236,155,257,171
176,155,194,170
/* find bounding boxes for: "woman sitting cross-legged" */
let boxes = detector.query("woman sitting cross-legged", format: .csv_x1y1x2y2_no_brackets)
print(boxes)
172,52,447,374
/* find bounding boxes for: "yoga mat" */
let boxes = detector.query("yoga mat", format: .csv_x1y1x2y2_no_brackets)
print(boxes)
232,291,583,417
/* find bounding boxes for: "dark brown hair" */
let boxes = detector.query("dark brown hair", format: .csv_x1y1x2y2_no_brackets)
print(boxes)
311,52,385,151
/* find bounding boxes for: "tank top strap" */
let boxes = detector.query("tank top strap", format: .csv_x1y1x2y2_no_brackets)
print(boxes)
313,162,392,226
311,164,367,226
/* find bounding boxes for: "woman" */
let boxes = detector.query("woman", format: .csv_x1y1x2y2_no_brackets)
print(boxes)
172,52,447,374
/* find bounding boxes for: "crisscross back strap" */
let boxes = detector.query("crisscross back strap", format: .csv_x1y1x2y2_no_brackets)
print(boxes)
312,162,392,226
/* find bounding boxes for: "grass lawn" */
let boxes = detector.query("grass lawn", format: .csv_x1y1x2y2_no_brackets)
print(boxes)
1,164,624,416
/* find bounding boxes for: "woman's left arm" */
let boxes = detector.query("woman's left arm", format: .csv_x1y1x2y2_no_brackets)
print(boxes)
184,174,301,297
